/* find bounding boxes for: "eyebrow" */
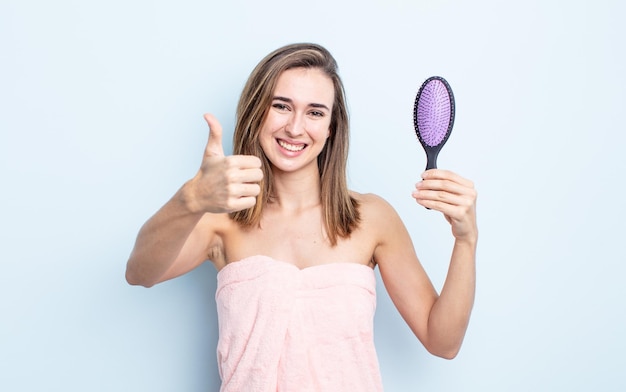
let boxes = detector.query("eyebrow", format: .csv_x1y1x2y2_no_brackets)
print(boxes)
273,96,331,111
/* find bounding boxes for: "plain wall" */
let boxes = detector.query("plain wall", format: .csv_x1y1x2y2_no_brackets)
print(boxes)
2,0,625,390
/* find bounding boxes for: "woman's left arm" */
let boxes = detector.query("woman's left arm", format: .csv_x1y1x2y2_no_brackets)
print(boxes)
413,169,478,358
374,169,477,359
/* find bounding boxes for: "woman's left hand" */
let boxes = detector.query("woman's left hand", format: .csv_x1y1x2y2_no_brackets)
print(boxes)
412,169,478,243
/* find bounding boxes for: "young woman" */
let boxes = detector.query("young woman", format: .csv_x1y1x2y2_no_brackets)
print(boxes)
126,43,478,391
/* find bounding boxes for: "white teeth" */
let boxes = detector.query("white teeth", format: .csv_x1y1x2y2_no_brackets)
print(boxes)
278,140,305,152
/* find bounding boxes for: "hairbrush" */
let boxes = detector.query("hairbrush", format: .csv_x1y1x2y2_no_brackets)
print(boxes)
413,76,455,171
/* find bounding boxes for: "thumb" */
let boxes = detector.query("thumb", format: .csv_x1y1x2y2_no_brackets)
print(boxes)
203,113,225,157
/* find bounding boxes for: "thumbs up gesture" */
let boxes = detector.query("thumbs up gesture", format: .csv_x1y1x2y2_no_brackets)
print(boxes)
187,114,263,214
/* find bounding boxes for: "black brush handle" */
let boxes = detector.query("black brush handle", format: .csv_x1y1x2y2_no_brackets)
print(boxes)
425,148,439,171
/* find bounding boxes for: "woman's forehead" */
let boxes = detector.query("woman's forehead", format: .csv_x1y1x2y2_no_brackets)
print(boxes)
273,68,334,108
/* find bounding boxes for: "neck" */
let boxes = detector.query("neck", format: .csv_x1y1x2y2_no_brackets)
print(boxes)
269,168,322,212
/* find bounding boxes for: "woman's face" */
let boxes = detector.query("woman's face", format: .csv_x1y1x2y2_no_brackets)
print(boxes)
259,67,334,174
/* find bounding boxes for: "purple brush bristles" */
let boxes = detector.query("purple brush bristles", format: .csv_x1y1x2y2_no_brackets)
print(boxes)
413,76,455,172
415,78,452,147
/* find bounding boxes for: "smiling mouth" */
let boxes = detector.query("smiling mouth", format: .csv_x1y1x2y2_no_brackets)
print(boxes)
277,139,306,152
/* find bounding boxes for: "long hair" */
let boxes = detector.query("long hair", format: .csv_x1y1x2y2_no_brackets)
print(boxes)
230,43,360,246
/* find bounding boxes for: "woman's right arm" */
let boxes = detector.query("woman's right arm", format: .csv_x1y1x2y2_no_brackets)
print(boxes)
125,114,263,287
125,184,218,287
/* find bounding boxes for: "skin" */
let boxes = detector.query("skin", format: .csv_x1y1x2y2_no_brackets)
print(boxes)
126,67,478,360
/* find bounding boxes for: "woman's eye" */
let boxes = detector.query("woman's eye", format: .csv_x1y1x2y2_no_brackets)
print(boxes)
309,110,324,117
272,103,289,111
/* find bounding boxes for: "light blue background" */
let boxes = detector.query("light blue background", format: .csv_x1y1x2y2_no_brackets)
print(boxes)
2,0,625,391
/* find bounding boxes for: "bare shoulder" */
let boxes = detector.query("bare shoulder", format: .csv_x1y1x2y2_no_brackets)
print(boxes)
350,191,407,251
351,191,402,224
350,190,414,261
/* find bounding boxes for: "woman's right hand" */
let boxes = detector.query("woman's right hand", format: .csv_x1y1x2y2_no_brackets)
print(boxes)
185,113,263,214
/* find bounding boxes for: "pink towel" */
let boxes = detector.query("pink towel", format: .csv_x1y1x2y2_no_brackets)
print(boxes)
216,255,383,391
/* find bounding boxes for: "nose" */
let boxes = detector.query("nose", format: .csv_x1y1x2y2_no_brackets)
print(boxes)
285,112,305,137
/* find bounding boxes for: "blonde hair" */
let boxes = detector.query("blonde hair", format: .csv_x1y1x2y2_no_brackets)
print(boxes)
230,43,360,245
